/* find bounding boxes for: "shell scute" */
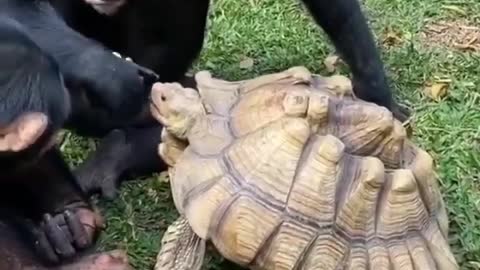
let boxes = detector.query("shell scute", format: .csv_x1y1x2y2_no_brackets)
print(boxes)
253,220,317,270
156,67,457,270
224,118,311,204
285,135,344,223
211,194,283,266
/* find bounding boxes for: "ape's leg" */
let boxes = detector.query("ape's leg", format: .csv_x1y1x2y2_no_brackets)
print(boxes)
0,220,44,270
301,0,409,120
74,125,165,199
0,221,132,270
10,148,104,264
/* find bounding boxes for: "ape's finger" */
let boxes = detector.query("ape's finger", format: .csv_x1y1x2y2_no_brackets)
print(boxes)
35,229,60,263
43,213,76,259
65,210,90,249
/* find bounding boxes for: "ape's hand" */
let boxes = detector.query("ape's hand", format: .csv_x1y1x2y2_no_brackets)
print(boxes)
352,76,410,123
33,206,105,263
70,49,158,121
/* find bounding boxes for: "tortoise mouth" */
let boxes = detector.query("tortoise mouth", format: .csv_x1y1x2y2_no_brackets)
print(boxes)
149,97,164,123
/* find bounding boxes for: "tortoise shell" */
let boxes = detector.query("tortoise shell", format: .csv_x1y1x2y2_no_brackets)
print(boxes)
155,67,457,270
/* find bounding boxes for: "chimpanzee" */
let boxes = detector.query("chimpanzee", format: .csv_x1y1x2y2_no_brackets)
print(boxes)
45,0,209,199
0,0,161,201
0,12,135,270
48,0,410,199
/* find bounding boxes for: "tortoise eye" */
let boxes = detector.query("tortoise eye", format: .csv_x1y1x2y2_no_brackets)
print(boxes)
161,95,166,101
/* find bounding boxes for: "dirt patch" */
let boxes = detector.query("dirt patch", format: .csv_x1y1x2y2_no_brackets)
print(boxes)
420,19,480,52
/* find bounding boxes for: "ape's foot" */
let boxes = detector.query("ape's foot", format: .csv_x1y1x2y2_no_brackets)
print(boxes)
75,129,131,200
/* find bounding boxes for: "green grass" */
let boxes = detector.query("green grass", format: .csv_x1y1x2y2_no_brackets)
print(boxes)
63,0,480,269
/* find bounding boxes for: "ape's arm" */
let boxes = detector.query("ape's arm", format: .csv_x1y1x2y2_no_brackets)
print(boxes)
6,0,155,119
301,0,396,111
125,0,210,82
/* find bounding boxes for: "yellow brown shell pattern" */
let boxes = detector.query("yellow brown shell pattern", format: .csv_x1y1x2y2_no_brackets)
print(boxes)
161,67,457,270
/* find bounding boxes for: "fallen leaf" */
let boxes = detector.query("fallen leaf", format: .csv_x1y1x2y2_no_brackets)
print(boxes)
157,171,170,183
324,55,341,73
239,57,254,69
441,5,467,16
402,117,415,138
424,82,449,101
382,29,404,47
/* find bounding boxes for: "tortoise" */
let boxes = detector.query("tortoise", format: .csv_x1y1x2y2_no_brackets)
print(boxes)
149,66,458,270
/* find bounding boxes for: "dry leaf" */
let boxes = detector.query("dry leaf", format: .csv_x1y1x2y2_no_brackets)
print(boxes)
157,171,170,183
324,55,341,73
382,30,404,47
239,57,254,69
441,5,467,16
402,116,415,138
424,82,449,101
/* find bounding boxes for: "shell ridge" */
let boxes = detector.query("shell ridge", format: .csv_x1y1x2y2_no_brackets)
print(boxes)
345,243,369,270
293,232,320,270
187,116,234,156
222,154,289,213
417,229,442,270
357,215,438,243
386,238,415,270
208,193,241,241
405,234,437,270
405,238,419,270
221,155,244,187
334,249,351,270
227,81,251,117
225,117,309,202
284,133,316,212
400,145,446,233
334,157,385,244
182,175,224,212
366,238,392,269
249,220,285,268
224,143,338,230
333,155,359,227
374,173,390,234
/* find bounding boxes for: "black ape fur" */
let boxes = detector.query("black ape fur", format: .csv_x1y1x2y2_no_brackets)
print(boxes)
46,0,408,199
50,0,209,84
0,15,102,267
2,0,157,125
0,0,160,201
0,7,146,268
53,0,404,111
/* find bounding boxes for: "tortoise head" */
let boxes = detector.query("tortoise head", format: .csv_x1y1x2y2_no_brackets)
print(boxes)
150,82,205,140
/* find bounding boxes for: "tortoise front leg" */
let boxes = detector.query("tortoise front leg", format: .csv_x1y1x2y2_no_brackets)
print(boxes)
155,216,206,270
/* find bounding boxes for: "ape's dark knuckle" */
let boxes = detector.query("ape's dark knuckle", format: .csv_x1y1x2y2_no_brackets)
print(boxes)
64,201,90,211
44,214,53,221
36,232,60,264
65,211,90,248
64,210,73,217
58,246,76,259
